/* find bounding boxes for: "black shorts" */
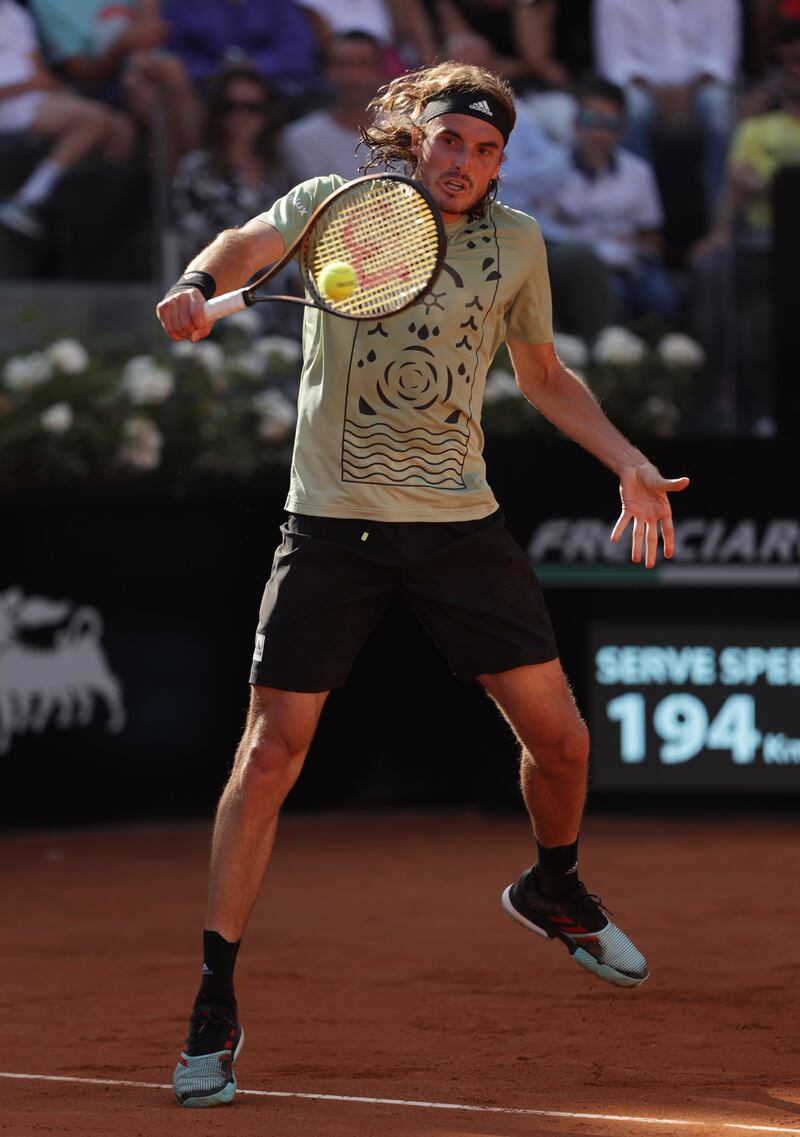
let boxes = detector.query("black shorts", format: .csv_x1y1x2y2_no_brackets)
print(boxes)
249,510,558,691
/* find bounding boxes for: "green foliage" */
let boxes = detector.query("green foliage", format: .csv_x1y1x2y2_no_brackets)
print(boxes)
0,324,301,489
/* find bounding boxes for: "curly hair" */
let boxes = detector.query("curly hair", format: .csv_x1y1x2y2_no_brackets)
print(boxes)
359,62,516,219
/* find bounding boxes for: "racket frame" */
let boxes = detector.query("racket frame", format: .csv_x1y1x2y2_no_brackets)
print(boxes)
203,173,446,323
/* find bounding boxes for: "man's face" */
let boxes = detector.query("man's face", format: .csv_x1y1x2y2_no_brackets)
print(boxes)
411,113,504,221
326,38,385,109
575,96,624,160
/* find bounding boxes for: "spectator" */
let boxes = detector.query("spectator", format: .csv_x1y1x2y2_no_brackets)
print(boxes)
500,99,618,343
299,0,436,72
0,0,134,240
161,0,319,104
27,0,200,167
171,65,290,263
688,19,800,432
280,32,385,184
593,0,740,216
740,0,800,115
536,77,677,331
423,1,578,141
748,0,800,77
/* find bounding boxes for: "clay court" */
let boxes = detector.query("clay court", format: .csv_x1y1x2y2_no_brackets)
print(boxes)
2,810,799,1137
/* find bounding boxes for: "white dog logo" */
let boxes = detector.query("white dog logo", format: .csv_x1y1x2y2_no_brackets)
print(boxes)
0,587,125,754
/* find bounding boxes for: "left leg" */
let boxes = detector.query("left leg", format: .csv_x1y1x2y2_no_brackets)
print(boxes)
402,514,646,986
481,662,649,988
479,659,588,848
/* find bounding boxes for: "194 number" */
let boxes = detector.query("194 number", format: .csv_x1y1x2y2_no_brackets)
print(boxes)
606,693,762,765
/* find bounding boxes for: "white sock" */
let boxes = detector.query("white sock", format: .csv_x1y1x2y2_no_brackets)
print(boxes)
16,159,65,206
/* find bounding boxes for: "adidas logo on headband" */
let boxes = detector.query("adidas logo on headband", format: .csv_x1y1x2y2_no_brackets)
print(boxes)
416,92,512,142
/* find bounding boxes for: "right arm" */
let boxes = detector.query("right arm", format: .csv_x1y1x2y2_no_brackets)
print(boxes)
156,218,285,341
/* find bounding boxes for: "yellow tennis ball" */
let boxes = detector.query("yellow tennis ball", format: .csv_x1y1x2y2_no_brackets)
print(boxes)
318,261,357,301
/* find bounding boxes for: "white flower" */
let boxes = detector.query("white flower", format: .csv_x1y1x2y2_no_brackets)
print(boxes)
119,415,163,470
193,340,226,374
554,333,589,369
121,355,174,404
657,333,705,368
251,335,303,365
225,307,262,335
483,369,521,404
169,340,196,359
231,350,265,380
252,389,297,441
3,351,54,391
170,338,227,389
46,338,89,374
593,326,647,365
40,402,74,433
170,338,225,372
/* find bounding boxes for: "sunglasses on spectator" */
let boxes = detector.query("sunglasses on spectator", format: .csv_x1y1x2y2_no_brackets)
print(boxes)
577,109,624,130
221,100,267,114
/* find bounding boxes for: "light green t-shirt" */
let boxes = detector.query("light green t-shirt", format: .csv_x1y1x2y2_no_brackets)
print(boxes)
257,175,552,522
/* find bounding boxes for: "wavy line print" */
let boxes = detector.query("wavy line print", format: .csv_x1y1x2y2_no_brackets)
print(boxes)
344,431,467,456
343,445,464,472
342,459,464,486
344,434,467,458
345,419,468,441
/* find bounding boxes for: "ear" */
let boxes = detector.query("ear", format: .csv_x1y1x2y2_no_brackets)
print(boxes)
410,125,421,159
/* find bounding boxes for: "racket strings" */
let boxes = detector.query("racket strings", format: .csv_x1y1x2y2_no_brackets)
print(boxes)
302,180,441,318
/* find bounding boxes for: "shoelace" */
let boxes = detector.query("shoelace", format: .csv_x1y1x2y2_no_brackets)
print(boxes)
573,886,613,923
186,1008,236,1055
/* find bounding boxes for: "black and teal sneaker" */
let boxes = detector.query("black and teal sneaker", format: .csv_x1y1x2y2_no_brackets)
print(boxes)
502,867,648,988
173,1004,244,1107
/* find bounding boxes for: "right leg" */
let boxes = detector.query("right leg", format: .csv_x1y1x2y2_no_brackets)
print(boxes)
173,683,327,1109
0,94,135,239
206,683,329,942
174,513,393,1106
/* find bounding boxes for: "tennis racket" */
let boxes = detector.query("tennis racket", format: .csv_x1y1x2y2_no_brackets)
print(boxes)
203,173,446,324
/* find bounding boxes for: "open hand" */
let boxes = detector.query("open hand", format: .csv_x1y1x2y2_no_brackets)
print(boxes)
610,462,690,568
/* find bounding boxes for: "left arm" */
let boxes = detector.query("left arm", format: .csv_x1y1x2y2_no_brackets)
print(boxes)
506,339,690,568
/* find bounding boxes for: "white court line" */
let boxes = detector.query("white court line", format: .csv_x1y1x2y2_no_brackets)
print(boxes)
2,1071,800,1134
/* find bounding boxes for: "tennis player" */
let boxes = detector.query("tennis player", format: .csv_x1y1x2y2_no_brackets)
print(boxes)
157,61,689,1109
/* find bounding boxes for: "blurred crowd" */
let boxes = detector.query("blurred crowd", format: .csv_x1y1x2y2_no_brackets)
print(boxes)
1,0,799,435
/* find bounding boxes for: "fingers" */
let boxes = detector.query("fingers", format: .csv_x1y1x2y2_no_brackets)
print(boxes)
662,475,690,492
660,515,676,559
609,507,631,545
155,288,213,342
631,515,644,564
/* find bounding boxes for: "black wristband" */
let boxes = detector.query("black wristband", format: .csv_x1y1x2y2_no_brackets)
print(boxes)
163,270,217,301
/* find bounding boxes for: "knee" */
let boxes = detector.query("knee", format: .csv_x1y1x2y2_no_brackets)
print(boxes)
526,721,589,776
233,723,306,803
72,99,108,133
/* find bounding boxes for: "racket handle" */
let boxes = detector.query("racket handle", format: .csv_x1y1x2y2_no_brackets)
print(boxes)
203,289,249,321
